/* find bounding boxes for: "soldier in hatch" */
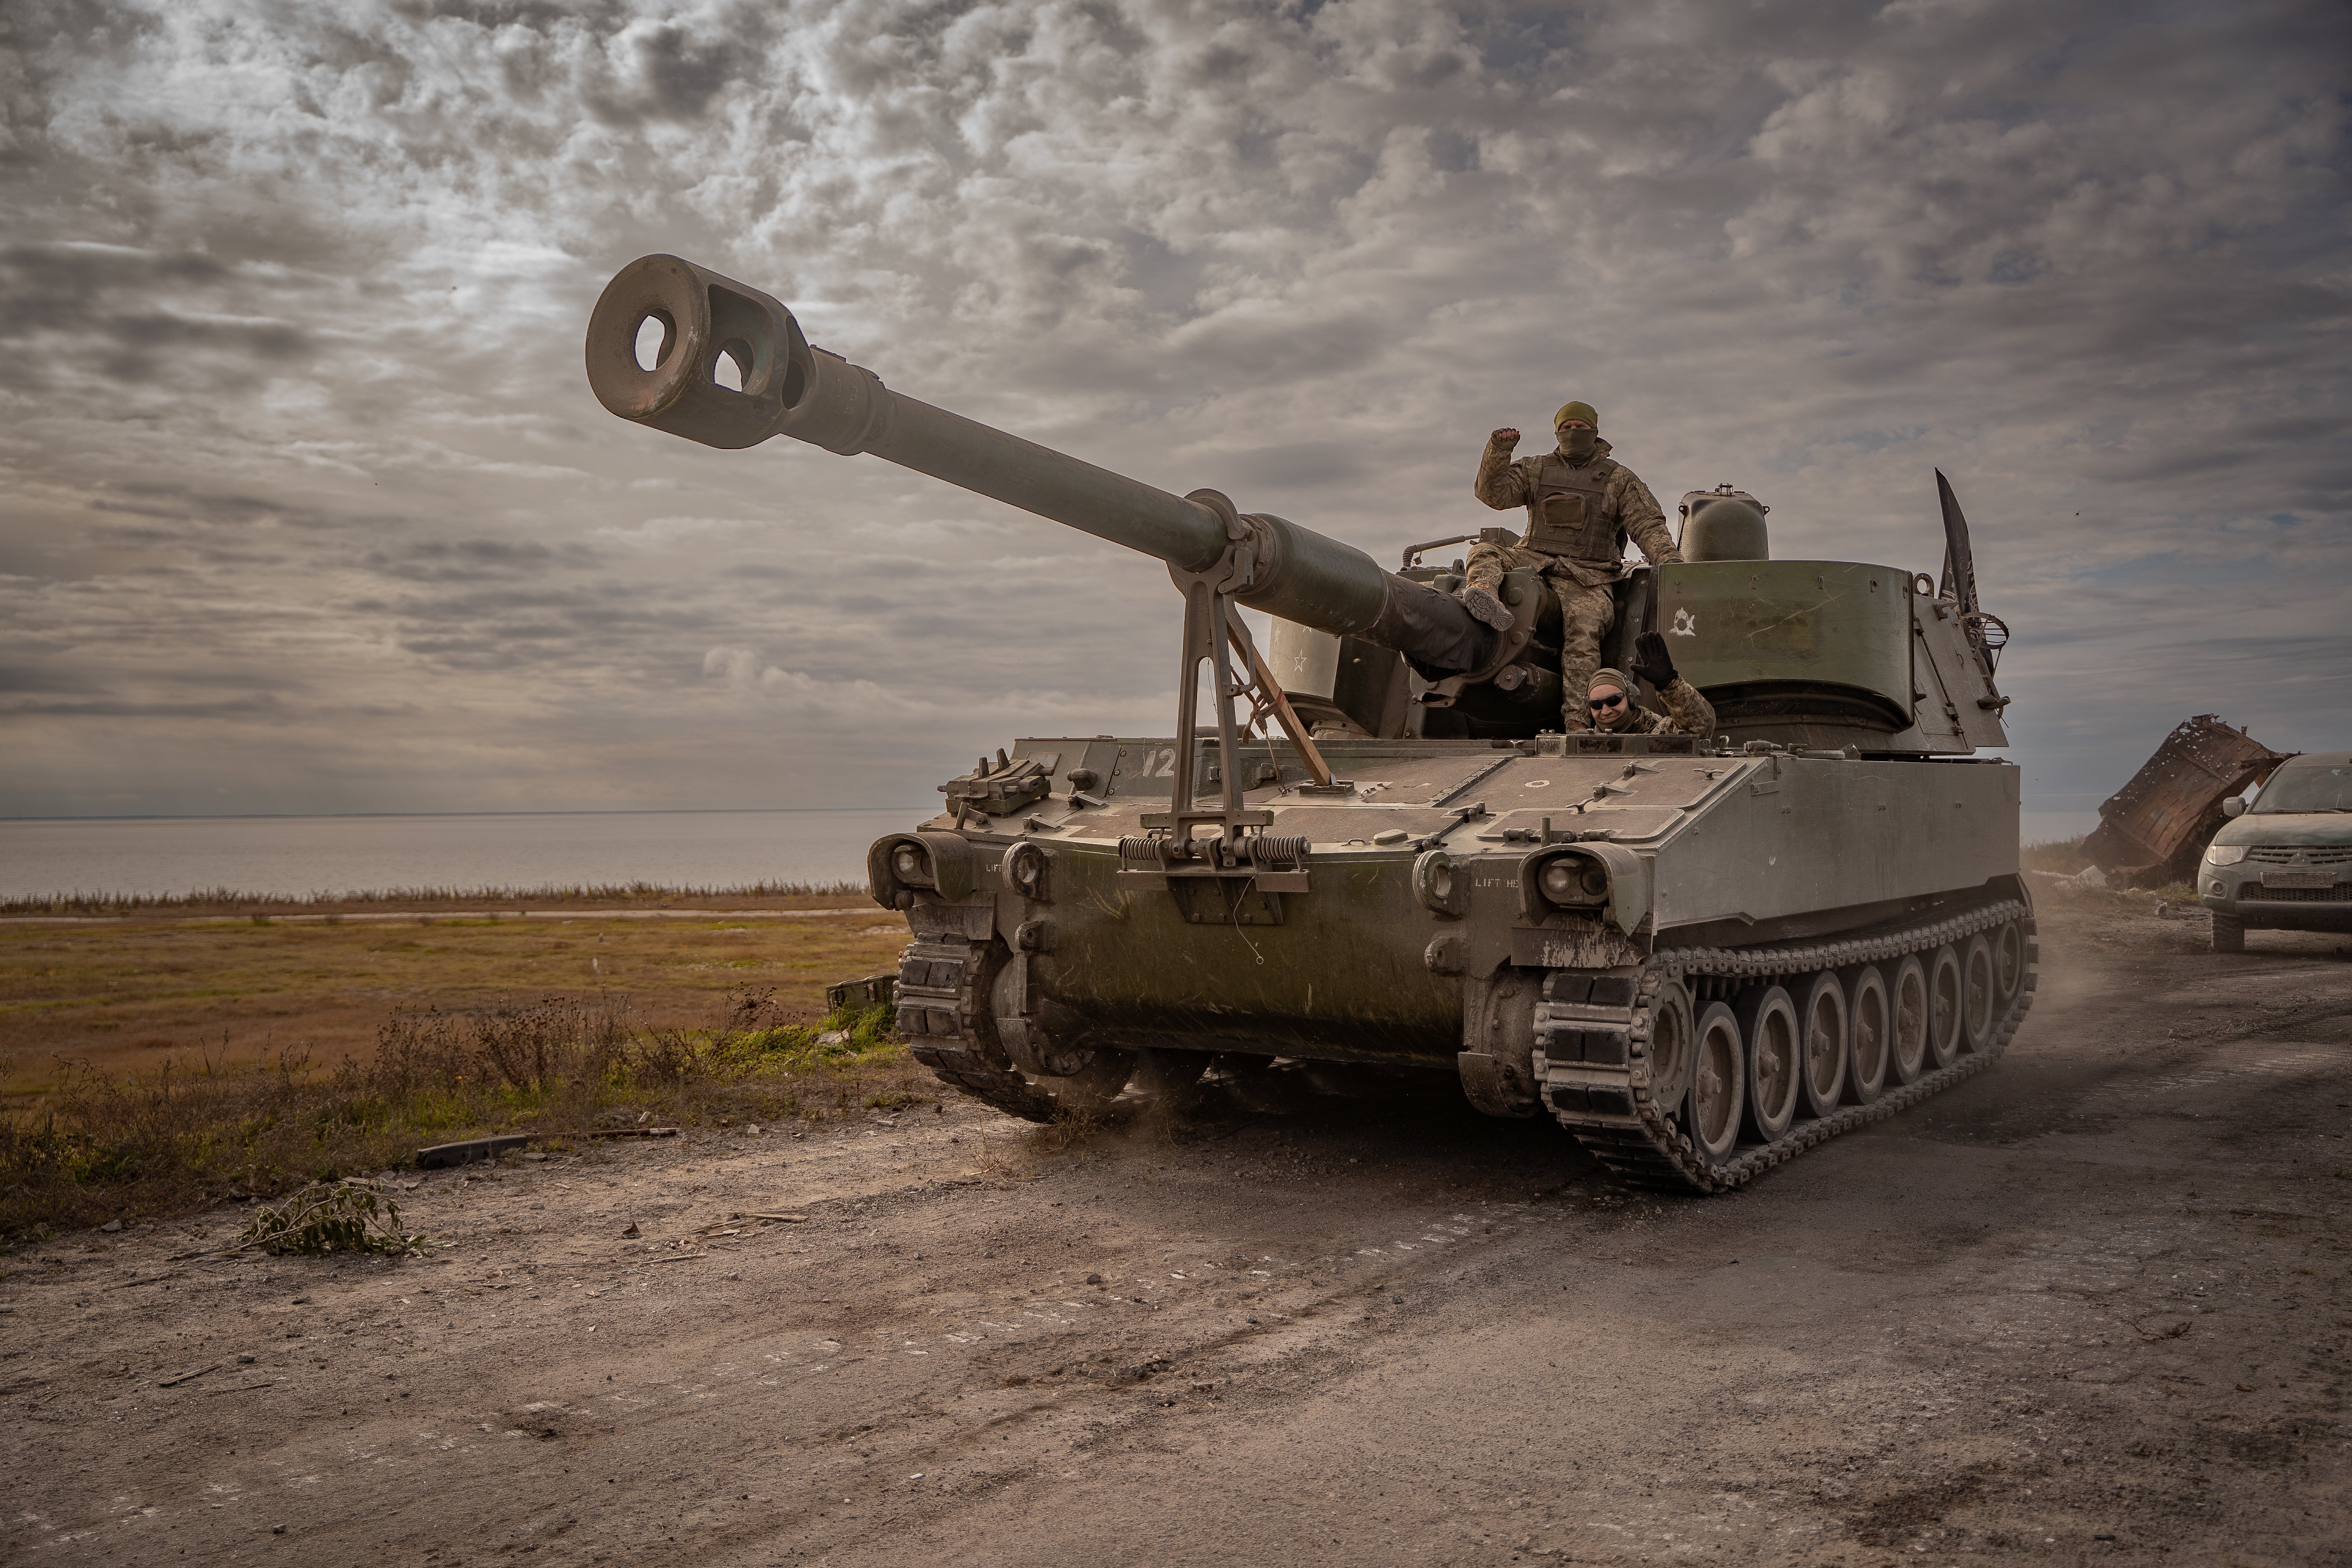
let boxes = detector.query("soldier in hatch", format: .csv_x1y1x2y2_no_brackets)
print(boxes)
1466,402,1682,730
1587,634,1715,737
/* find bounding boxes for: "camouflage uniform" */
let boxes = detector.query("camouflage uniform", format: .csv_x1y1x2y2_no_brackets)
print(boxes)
1594,675,1717,738
1469,434,1681,730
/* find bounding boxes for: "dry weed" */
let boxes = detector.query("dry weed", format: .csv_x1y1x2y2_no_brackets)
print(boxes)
969,1132,1040,1182
1026,1107,1110,1154
0,989,919,1236
237,1183,424,1257
956,1106,1116,1181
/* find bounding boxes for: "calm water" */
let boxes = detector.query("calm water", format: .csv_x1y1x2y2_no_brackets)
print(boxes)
2,804,2100,902
0,810,931,900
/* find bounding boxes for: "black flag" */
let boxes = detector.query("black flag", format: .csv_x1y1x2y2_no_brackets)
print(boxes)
1935,469,1979,615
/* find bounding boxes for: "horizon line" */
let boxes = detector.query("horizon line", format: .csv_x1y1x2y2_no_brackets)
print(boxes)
0,806,937,824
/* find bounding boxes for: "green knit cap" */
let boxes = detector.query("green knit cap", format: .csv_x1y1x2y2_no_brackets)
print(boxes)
1553,400,1599,431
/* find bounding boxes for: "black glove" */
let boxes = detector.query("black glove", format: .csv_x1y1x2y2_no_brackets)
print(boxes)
1630,630,1677,690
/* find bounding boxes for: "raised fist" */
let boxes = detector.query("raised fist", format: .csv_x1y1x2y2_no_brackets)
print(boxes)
1490,427,1521,447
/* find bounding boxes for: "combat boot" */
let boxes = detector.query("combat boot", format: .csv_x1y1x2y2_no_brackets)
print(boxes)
1462,585,1514,631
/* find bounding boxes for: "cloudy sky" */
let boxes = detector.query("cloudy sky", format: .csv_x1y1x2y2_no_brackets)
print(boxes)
3,0,2346,827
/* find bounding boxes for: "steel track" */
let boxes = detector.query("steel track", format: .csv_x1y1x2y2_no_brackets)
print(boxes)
897,899,2040,1190
896,938,1060,1122
1542,898,2037,1192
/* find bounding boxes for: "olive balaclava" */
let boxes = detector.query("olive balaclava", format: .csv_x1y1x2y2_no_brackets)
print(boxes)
1588,666,1633,730
1553,400,1599,462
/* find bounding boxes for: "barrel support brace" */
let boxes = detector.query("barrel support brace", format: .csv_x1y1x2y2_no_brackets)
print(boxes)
1139,491,1334,868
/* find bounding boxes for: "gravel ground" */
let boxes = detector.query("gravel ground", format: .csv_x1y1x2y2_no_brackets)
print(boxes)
7,891,2347,1566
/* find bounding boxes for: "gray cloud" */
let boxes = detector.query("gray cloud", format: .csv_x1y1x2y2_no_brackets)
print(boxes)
0,0,2345,824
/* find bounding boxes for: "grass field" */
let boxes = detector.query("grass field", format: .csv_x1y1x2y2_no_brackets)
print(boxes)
0,896,922,1234
0,879,866,919
0,902,909,1099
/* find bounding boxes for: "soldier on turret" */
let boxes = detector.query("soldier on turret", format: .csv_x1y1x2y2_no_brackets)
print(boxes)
1587,634,1716,738
1467,402,1682,731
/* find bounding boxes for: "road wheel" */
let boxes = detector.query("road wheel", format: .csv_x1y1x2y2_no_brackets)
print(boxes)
1887,955,1929,1085
2211,912,2246,954
1925,944,1964,1069
1845,966,1889,1104
1872,959,1929,1091
1647,981,1697,1120
1960,934,1998,1053
1689,1001,1744,1163
1797,971,1848,1119
1736,985,1800,1142
1992,921,2026,1003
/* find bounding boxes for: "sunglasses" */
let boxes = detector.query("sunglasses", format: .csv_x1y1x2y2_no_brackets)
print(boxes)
1588,693,1626,710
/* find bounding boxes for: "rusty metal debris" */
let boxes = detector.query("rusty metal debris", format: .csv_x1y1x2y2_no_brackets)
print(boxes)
2083,715,2296,887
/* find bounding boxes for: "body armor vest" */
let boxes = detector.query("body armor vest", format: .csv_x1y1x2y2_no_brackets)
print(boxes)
1521,453,1622,562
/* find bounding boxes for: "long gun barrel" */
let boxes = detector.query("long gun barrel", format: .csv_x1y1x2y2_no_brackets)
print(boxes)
584,255,1488,670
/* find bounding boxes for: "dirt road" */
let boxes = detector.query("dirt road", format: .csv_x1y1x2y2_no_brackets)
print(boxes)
9,891,2348,1566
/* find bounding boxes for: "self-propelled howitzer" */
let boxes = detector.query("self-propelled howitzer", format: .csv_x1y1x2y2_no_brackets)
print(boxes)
585,254,2035,1193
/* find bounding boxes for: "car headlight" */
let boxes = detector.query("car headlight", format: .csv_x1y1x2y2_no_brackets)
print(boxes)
2204,844,2248,867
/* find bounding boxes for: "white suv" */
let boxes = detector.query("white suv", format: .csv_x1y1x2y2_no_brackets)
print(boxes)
2198,751,2352,953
